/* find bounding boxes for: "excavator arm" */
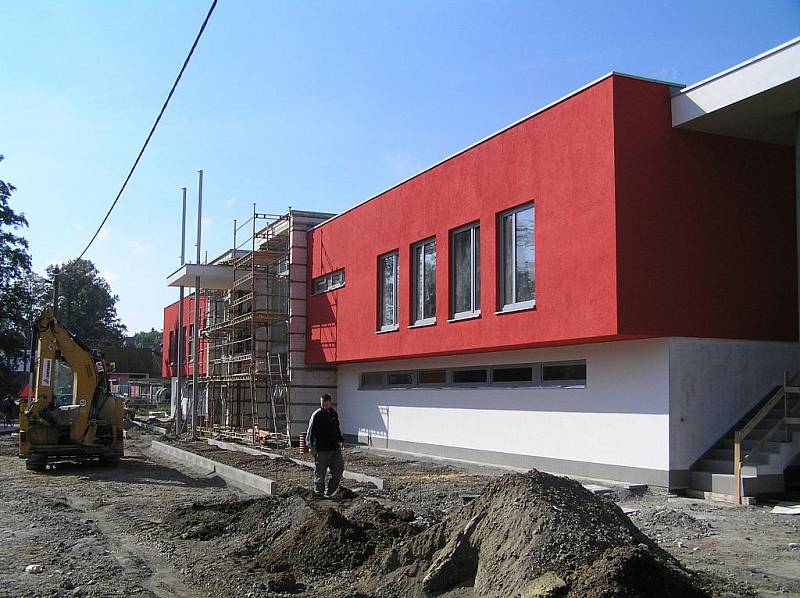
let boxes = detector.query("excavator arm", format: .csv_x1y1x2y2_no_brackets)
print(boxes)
25,308,109,447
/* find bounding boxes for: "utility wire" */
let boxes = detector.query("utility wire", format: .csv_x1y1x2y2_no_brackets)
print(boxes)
78,0,218,260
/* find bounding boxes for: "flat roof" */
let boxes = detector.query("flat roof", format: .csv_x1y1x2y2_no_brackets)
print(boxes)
671,36,800,145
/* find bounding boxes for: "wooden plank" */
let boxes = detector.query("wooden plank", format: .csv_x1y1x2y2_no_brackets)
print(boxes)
740,387,785,438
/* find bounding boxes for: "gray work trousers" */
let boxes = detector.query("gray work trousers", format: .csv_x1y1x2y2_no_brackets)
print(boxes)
313,449,344,494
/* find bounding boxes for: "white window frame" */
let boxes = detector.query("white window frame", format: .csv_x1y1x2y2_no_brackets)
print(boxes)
451,222,480,319
412,238,436,326
378,251,399,332
500,204,535,311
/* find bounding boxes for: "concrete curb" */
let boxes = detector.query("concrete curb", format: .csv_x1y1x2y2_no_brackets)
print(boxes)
129,419,169,436
150,440,276,495
207,438,386,491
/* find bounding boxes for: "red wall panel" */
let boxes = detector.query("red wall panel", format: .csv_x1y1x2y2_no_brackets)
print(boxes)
307,78,620,364
612,77,797,341
161,295,208,377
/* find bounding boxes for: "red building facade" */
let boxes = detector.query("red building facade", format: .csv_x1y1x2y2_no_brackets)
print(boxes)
306,74,796,366
162,294,207,379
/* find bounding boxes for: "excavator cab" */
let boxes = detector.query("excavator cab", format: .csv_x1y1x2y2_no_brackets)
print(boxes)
19,308,124,471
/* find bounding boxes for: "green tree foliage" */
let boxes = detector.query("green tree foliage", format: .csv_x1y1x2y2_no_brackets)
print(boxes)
46,259,128,347
131,328,162,349
0,155,34,396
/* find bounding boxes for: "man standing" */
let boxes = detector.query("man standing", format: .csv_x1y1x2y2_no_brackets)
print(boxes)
305,393,345,498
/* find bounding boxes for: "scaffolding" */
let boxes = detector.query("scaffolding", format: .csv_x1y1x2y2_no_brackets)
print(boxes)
198,206,292,446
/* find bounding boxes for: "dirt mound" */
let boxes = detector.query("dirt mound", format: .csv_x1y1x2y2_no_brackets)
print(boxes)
254,499,422,576
374,471,708,597
166,497,291,540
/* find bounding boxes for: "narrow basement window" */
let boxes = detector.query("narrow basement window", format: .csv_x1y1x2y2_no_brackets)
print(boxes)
386,371,415,386
542,361,587,386
418,369,447,385
492,365,534,384
360,372,385,388
452,368,488,384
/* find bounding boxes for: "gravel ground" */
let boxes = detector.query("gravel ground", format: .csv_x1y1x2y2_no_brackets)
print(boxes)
1,430,799,597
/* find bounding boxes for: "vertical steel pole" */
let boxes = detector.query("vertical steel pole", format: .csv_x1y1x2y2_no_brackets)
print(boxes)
795,115,800,373
176,188,187,432
191,170,203,439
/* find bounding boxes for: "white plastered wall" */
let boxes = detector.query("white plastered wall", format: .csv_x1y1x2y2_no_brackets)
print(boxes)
337,338,672,473
668,338,798,470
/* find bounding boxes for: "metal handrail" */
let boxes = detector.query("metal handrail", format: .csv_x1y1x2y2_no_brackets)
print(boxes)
734,371,798,504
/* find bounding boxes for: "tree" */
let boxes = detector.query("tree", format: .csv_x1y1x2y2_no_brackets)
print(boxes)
131,328,162,349
0,155,34,397
45,259,128,347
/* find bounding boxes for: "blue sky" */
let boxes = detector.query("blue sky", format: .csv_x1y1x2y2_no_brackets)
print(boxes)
1,1,798,333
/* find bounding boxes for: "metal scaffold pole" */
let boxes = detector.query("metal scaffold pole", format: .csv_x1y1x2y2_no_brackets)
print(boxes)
191,170,203,440
250,203,258,445
176,187,187,433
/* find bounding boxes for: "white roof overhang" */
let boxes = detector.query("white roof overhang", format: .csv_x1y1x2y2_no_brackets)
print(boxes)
671,37,800,146
166,263,233,289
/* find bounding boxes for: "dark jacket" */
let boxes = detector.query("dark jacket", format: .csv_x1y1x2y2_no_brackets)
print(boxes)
305,407,344,451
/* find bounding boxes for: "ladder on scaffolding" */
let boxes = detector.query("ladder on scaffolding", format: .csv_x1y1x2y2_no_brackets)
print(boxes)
266,353,290,444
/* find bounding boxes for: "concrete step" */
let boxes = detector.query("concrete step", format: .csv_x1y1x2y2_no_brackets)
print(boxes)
705,448,771,463
689,471,784,496
695,459,759,475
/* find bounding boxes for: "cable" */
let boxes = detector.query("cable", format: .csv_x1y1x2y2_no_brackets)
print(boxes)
78,0,218,260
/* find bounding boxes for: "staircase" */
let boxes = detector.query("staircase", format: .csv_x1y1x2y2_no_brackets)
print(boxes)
688,374,800,504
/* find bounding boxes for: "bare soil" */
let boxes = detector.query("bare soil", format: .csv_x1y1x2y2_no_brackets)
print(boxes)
1,431,798,598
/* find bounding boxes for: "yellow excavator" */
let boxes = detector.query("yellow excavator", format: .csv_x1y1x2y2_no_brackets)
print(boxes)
19,307,124,471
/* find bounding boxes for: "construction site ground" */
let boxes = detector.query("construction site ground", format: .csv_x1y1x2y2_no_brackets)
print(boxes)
1,429,799,598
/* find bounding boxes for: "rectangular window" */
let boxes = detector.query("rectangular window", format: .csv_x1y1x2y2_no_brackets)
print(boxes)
386,371,415,386
452,368,488,385
168,331,176,364
491,365,534,384
360,372,385,388
188,324,194,362
542,361,586,386
412,239,436,324
379,252,399,330
452,223,480,318
501,204,535,309
418,369,447,385
180,327,187,363
312,269,345,295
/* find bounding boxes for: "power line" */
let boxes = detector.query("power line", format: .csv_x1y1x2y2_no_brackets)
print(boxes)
78,0,218,261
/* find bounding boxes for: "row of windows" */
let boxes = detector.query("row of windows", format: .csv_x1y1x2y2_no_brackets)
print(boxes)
380,203,534,331
359,360,586,389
